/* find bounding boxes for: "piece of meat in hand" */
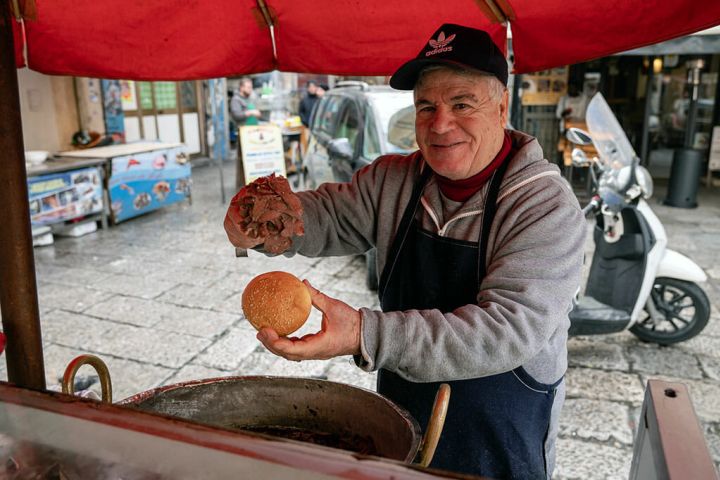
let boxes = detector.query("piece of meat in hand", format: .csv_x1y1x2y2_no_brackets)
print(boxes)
230,174,304,254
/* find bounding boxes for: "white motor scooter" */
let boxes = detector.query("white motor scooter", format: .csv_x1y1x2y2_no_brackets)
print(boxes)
567,93,710,345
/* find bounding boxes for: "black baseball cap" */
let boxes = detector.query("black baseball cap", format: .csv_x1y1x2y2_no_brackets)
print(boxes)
390,24,508,90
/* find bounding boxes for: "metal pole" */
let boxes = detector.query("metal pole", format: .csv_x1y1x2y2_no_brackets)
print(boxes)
684,59,704,149
0,4,47,390
640,57,655,166
510,73,522,131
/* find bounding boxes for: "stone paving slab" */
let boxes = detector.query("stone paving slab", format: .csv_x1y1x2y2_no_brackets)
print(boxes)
702,314,720,337
627,343,705,379
677,334,720,359
704,424,720,471
36,282,114,314
567,337,629,371
213,291,247,315
699,355,720,381
309,255,357,276
564,367,644,405
84,295,240,338
195,325,261,371
80,322,213,369
559,398,634,445
101,256,169,277
84,296,173,328
221,271,257,293
554,438,632,480
93,273,179,299
35,264,114,287
152,308,239,339
33,249,122,271
156,282,238,310
40,309,117,347
235,351,328,378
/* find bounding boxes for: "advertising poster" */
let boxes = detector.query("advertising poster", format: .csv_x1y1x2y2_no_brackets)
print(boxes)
108,146,192,223
28,167,103,226
240,124,286,184
120,80,137,111
102,79,125,138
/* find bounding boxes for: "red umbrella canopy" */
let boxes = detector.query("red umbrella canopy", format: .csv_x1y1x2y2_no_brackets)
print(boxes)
9,0,720,79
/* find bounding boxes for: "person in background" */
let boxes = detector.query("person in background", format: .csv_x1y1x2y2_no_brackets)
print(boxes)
298,81,321,127
299,83,327,156
225,23,585,479
556,81,588,132
230,77,261,127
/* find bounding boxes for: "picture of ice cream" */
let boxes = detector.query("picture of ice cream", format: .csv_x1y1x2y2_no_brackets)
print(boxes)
152,154,167,170
152,181,171,202
133,192,152,210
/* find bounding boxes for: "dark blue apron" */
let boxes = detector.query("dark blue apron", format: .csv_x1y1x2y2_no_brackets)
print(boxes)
377,161,560,479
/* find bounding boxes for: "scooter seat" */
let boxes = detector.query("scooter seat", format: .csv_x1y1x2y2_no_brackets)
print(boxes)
568,296,631,336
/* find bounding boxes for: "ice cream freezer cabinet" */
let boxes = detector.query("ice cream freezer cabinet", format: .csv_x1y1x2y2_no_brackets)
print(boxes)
56,142,192,224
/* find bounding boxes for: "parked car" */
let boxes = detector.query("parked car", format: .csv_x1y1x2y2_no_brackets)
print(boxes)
304,81,416,290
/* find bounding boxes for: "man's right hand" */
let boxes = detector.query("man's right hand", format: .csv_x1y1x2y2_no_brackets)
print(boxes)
224,198,264,249
223,174,304,255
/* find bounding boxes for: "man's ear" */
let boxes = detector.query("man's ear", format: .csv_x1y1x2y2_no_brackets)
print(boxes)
499,89,509,127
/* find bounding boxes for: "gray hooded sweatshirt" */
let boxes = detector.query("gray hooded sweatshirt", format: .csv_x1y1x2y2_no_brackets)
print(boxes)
286,129,586,475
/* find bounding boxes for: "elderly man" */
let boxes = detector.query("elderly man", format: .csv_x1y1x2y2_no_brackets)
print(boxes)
224,24,585,479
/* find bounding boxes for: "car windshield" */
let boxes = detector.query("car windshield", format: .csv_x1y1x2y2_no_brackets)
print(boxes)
366,90,415,154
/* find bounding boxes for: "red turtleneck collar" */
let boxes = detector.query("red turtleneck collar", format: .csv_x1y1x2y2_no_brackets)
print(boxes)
434,132,512,202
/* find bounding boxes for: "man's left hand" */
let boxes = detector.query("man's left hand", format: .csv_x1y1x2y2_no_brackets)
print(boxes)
256,280,362,361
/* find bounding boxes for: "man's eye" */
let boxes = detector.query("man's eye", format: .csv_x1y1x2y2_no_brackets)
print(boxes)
418,106,435,113
454,103,469,110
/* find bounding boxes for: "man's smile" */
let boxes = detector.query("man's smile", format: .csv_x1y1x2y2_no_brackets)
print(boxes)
429,141,465,149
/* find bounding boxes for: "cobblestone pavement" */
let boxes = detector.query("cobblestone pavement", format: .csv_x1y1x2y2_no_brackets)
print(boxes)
2,159,719,478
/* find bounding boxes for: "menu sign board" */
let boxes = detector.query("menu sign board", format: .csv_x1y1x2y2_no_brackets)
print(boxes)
240,125,286,184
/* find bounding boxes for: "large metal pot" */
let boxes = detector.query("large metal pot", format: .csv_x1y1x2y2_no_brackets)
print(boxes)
63,355,450,466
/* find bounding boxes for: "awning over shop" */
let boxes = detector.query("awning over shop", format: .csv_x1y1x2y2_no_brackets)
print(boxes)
8,0,720,78
619,34,720,56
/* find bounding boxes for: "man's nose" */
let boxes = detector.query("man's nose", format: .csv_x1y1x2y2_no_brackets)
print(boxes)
429,108,455,134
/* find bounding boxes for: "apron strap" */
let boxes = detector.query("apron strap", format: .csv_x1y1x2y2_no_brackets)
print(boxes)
477,158,511,282
378,165,433,298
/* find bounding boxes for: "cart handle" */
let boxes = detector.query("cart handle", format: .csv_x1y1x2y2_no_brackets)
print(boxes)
62,354,113,404
416,383,451,467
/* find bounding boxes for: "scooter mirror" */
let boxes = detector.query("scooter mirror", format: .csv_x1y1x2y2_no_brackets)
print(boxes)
571,148,590,167
566,128,593,146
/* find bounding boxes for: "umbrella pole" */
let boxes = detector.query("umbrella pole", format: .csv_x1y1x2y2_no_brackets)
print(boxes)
0,5,47,390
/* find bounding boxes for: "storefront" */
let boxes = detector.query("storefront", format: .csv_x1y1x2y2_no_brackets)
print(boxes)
118,80,204,155
513,28,720,192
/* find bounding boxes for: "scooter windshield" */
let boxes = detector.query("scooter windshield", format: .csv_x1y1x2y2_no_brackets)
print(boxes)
585,93,638,170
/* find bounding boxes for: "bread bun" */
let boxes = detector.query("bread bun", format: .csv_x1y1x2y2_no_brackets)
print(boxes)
242,271,311,336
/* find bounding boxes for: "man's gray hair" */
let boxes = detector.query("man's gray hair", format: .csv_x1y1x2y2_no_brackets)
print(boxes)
415,65,506,104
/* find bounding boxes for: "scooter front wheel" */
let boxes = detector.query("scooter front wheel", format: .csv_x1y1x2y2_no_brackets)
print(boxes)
630,277,710,345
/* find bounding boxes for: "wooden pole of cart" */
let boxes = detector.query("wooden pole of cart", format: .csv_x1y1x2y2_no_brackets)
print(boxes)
0,3,47,390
